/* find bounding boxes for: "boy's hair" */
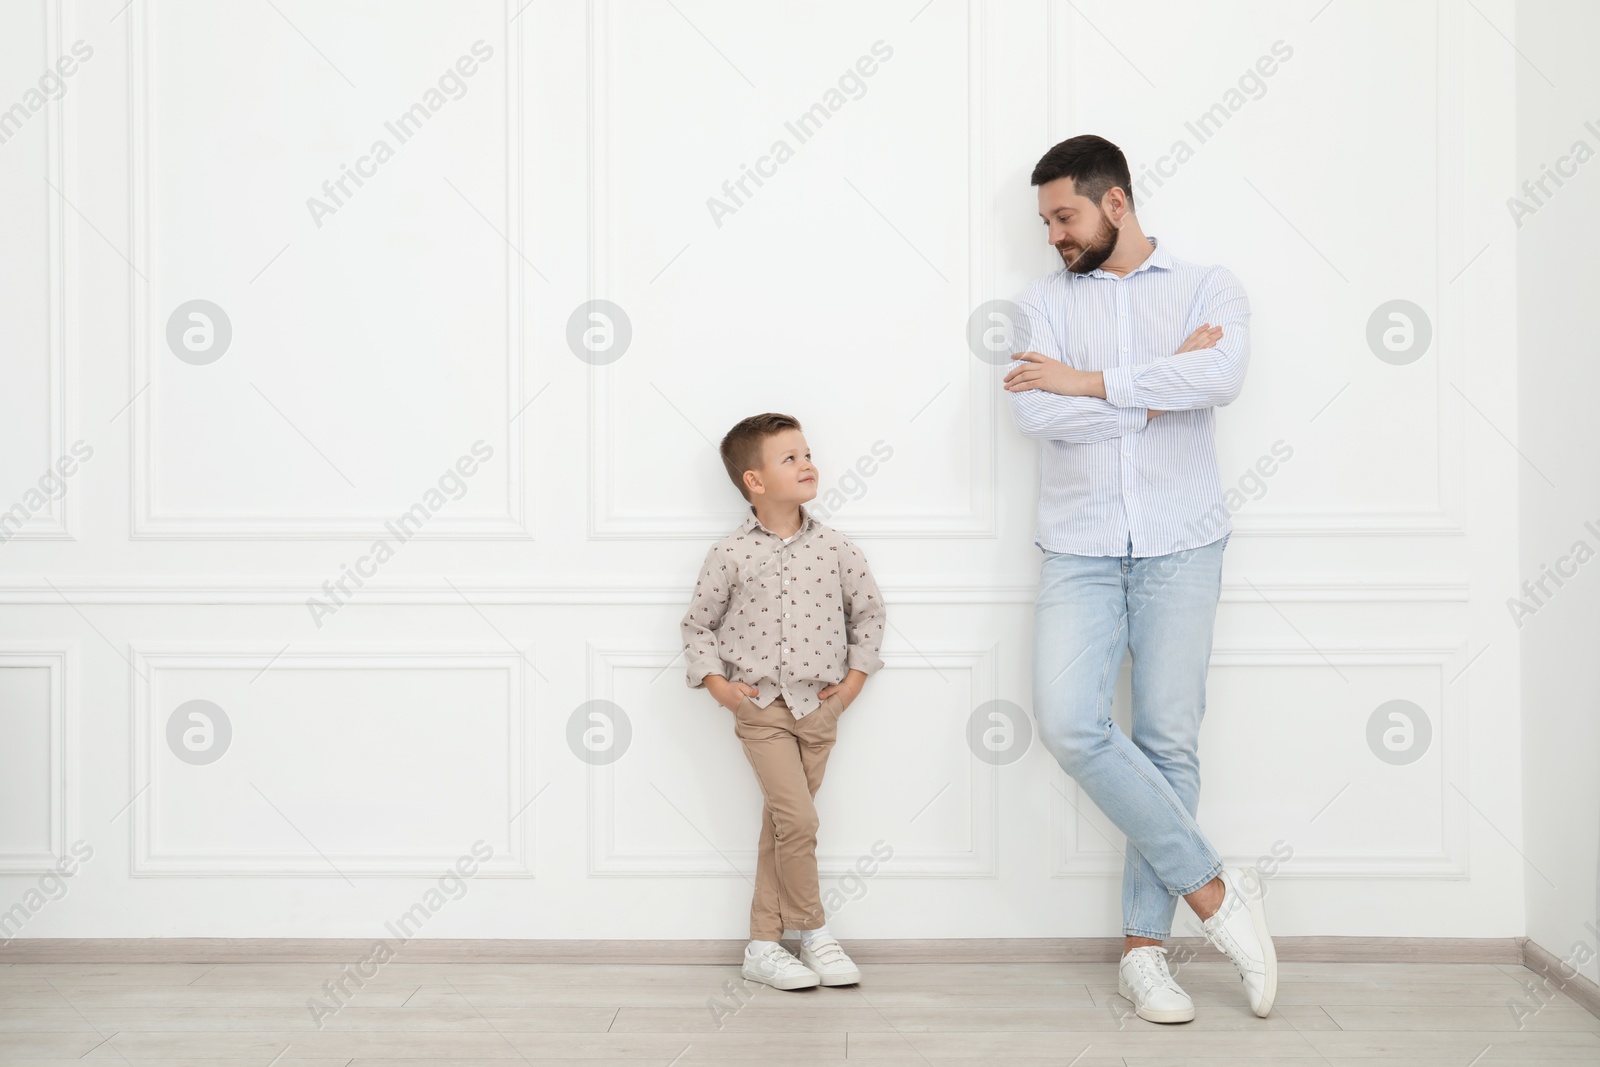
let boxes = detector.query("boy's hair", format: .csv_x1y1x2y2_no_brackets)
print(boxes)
720,412,801,502
1030,134,1135,214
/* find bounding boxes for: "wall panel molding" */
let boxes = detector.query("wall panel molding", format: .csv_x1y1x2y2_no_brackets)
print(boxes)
586,643,999,877
586,0,998,539
129,645,532,877
125,1,529,540
0,575,1471,605
1048,0,1466,539
1,0,74,541
1050,643,1471,880
0,646,74,873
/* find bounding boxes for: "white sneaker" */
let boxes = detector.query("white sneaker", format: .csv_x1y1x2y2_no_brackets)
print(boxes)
1116,945,1195,1024
797,935,861,986
1200,866,1278,1016
742,941,819,990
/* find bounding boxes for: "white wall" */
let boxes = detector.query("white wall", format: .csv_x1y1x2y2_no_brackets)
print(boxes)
0,0,1529,943
1516,0,1600,984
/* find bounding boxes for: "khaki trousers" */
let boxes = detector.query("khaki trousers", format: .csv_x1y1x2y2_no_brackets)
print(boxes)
731,691,848,941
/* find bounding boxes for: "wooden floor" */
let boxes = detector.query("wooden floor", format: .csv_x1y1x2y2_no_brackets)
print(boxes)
2,958,1598,1064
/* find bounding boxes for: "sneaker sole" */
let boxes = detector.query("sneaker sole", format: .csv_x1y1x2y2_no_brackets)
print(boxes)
1236,874,1278,1017
741,964,818,991
1117,978,1195,1024
812,969,861,987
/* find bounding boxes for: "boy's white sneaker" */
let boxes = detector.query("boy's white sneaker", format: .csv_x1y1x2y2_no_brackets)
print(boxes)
797,935,861,986
742,941,819,990
1200,866,1278,1017
1116,945,1195,1024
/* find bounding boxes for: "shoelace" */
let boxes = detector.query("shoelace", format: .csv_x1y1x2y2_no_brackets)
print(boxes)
1129,948,1180,993
1204,917,1261,977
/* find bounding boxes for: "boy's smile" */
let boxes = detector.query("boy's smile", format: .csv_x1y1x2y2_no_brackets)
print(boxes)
746,427,819,505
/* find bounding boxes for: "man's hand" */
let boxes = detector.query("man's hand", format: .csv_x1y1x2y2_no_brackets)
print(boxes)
1149,324,1223,419
705,674,758,712
1178,323,1223,353
819,669,868,711
1002,352,1093,396
1004,323,1224,416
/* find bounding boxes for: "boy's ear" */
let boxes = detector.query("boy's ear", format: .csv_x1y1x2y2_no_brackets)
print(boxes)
743,469,764,498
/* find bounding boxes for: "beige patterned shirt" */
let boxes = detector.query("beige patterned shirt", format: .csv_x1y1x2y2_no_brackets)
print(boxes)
681,503,886,719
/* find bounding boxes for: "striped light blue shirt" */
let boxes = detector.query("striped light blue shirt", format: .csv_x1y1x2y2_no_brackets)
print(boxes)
1004,236,1250,557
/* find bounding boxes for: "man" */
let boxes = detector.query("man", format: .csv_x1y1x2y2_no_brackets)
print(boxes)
1002,134,1276,1023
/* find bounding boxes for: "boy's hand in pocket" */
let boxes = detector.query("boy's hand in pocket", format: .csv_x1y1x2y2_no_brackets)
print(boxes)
706,675,758,712
819,670,868,711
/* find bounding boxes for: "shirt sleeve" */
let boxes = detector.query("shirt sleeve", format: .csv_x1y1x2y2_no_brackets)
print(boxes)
1003,277,1148,442
838,539,886,677
681,544,731,689
1102,265,1250,411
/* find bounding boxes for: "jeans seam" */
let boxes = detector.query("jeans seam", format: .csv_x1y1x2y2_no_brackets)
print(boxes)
1091,575,1220,905
1124,925,1170,940
1128,858,1145,936
1106,726,1220,889
1169,859,1225,898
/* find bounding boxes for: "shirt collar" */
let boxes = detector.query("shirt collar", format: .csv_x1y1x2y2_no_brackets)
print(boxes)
741,503,815,540
1084,234,1170,280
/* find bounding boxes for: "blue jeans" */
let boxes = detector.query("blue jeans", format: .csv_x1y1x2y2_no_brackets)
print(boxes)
1033,532,1229,940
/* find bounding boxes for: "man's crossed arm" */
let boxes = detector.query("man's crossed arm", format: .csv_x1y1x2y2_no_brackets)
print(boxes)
1001,266,1250,442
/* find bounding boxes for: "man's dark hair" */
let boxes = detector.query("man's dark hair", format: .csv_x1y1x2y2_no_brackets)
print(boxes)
1030,134,1135,214
720,412,802,502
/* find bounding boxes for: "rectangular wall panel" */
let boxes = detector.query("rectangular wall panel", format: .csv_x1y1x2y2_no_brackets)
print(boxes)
131,647,529,876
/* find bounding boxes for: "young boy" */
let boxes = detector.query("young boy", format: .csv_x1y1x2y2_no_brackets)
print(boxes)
680,412,887,990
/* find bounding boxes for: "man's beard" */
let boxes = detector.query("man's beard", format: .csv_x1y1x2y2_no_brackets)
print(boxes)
1055,210,1119,274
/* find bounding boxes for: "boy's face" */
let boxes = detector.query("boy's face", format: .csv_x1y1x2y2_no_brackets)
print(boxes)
745,428,818,505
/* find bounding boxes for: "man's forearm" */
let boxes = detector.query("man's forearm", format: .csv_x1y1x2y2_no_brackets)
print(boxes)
1008,389,1148,441
1101,351,1245,411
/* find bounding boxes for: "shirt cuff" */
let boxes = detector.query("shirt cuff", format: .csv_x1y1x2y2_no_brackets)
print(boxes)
845,644,884,677
1118,404,1148,435
1102,366,1139,409
685,654,725,689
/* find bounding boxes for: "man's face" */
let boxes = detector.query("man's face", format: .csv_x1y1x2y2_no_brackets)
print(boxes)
1038,178,1120,274
749,428,817,503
